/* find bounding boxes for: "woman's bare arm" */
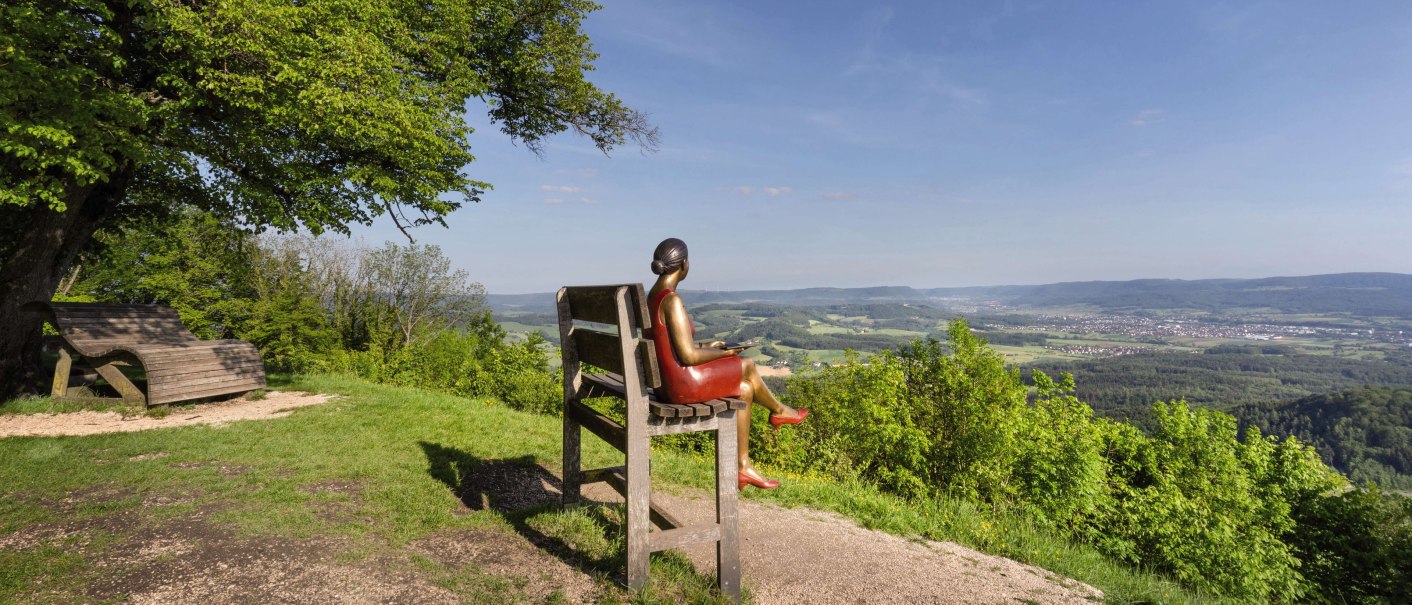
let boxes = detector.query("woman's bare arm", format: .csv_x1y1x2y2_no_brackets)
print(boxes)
661,293,736,365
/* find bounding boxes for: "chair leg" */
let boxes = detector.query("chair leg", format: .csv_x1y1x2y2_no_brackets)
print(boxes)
716,410,742,602
92,361,145,405
625,430,651,589
563,400,582,505
50,347,73,398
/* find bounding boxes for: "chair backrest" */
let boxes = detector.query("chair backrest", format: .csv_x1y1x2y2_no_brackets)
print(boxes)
22,302,199,354
555,284,662,390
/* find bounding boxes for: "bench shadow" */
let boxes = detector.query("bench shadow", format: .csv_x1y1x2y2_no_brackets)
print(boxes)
417,441,629,582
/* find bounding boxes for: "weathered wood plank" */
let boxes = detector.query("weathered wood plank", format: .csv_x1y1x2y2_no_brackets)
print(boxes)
716,408,741,602
649,523,721,553
597,466,684,531
567,399,627,454
646,416,719,437
563,285,630,325
571,328,627,376
141,354,263,371
149,380,264,405
148,361,266,381
150,369,267,390
51,346,72,398
92,362,145,404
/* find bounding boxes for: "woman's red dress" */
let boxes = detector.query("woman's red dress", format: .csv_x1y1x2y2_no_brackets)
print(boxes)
648,288,743,404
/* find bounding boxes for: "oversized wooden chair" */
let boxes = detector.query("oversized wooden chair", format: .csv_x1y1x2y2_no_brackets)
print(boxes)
556,284,742,601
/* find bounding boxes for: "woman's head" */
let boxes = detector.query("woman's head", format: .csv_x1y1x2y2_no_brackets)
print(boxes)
651,238,689,276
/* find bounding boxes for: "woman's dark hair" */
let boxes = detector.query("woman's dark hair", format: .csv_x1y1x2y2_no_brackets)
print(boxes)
651,238,688,275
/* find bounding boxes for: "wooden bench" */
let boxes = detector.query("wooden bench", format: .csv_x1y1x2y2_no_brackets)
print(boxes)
557,284,743,601
22,302,266,406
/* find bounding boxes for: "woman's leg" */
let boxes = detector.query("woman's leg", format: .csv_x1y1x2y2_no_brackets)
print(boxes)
740,357,802,419
734,358,801,482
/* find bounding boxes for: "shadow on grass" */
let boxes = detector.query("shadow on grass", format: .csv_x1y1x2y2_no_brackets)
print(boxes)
418,442,626,580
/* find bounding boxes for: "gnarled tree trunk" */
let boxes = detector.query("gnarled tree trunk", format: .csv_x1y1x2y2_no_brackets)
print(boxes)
0,169,131,400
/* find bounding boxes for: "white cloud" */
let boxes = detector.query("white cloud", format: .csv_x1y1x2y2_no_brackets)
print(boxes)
540,184,583,193
544,198,563,205
763,187,792,197
736,186,755,196
1127,109,1165,126
579,197,596,205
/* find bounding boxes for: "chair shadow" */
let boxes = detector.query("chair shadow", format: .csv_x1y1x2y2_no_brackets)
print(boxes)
417,441,628,581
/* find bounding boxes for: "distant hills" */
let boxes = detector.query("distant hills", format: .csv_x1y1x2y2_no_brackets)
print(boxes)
489,272,1412,318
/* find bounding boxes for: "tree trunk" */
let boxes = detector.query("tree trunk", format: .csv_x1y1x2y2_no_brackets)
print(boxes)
0,168,131,400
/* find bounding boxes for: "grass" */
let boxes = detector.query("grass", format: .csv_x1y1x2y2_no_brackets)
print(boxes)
0,375,735,604
0,375,1219,604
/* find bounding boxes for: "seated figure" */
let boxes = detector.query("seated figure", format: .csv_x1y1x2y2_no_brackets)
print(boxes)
646,238,808,490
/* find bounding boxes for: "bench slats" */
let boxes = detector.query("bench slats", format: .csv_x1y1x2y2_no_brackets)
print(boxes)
580,373,745,418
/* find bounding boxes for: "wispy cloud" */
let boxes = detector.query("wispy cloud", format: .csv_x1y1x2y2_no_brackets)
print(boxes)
736,186,755,196
544,198,563,205
763,187,793,197
540,184,583,193
1127,109,1166,126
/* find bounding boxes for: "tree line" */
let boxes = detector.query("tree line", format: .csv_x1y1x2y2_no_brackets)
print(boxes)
44,209,558,414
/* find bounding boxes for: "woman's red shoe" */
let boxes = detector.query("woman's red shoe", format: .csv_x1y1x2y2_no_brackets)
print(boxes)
769,408,809,430
738,472,781,491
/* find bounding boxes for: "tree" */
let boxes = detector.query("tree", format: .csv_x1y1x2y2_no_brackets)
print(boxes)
0,0,656,396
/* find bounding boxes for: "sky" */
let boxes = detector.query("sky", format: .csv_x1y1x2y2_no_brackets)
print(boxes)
349,1,1412,294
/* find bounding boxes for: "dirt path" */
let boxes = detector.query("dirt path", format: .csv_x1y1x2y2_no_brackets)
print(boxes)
0,391,334,437
580,484,1103,605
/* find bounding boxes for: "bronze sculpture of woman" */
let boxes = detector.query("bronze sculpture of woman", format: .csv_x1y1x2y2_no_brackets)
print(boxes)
647,238,808,490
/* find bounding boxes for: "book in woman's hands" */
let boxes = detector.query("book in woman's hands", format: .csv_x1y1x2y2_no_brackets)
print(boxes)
721,338,760,351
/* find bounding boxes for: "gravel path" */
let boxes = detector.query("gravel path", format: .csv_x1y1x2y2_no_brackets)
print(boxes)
0,391,333,437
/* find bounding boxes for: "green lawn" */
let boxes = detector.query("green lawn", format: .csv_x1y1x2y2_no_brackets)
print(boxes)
1,375,1215,604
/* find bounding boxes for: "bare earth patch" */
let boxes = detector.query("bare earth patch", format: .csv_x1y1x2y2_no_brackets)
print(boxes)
0,391,334,437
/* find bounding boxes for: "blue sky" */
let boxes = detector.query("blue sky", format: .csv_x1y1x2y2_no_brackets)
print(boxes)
350,1,1412,294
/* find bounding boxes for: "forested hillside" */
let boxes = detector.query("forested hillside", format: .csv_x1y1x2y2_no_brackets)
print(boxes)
928,272,1412,317
1233,387,1412,490
1025,350,1412,424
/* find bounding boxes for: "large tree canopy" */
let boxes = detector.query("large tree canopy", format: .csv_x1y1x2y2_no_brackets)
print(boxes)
0,0,656,395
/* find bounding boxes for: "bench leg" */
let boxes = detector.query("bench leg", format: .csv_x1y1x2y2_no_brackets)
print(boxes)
563,398,582,504
625,429,651,589
92,361,145,405
51,347,73,398
716,410,741,602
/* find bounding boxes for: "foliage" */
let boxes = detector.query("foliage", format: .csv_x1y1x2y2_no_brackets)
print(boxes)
0,0,655,399
754,322,1403,602
1285,485,1412,604
68,208,254,339
1081,403,1342,601
1233,386,1412,489
321,314,559,415
765,321,1106,520
1,0,653,226
1026,350,1412,423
